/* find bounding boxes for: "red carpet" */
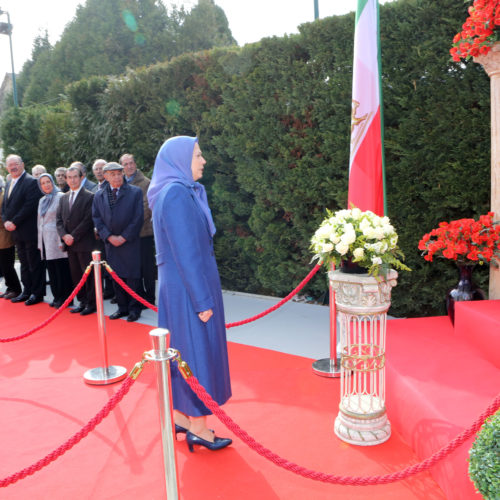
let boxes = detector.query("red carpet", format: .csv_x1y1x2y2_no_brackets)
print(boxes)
386,312,500,500
0,298,479,499
454,299,500,368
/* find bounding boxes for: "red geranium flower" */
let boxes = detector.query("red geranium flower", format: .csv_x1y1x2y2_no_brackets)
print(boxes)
451,0,500,60
419,213,500,265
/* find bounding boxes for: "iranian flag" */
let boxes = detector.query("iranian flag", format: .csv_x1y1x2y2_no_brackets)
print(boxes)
348,0,386,216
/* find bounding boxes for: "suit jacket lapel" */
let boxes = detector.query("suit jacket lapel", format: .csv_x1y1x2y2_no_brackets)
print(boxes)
70,188,85,213
114,183,128,206
5,174,24,204
4,181,13,205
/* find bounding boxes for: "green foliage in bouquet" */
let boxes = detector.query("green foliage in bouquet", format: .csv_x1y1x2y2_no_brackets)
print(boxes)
311,208,410,277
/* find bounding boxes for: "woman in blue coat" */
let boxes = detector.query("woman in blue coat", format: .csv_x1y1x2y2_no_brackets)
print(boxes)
148,136,232,452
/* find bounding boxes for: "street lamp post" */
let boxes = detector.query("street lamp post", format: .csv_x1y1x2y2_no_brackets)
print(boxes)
314,0,319,20
0,8,18,107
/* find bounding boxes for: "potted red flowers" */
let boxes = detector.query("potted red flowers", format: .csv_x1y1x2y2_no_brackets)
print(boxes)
419,212,500,322
419,212,500,264
450,0,500,61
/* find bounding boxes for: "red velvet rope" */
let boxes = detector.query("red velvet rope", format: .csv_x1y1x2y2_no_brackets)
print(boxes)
225,264,322,328
106,263,323,329
181,370,500,486
0,376,135,488
105,265,159,312
0,266,92,343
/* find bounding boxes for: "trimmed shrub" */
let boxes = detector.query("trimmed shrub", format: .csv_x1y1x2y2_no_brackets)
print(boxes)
469,410,500,499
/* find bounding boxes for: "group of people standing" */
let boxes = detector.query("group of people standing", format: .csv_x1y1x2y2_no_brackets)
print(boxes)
1,136,233,452
0,154,156,323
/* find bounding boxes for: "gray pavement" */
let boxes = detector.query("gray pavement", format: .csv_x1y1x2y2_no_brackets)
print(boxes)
1,268,333,361
99,289,331,361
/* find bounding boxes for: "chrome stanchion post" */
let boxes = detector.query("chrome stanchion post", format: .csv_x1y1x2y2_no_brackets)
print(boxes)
146,328,179,500
312,262,342,377
84,251,127,385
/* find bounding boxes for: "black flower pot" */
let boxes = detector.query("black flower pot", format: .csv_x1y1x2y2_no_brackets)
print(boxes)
446,264,486,324
340,257,367,274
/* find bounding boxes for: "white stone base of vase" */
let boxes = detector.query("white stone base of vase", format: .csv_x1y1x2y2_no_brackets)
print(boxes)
334,408,391,446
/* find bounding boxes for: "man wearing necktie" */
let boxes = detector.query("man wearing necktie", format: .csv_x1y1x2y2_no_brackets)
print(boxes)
90,159,113,299
92,162,143,322
90,159,108,194
56,165,96,315
1,154,45,305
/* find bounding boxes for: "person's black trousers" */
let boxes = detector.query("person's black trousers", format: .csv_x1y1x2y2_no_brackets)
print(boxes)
67,249,95,307
16,239,45,298
140,235,156,304
113,276,141,315
0,246,21,294
46,257,73,304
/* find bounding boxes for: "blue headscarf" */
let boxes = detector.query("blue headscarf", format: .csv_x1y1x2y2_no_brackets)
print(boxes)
147,136,216,236
38,173,60,217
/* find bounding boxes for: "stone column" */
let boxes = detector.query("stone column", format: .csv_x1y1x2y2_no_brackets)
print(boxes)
329,269,398,446
474,43,500,299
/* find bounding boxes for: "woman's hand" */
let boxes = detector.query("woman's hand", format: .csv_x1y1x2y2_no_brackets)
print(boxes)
198,309,213,323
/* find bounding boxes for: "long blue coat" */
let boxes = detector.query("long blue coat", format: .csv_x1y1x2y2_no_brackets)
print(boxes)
153,182,231,416
92,182,143,278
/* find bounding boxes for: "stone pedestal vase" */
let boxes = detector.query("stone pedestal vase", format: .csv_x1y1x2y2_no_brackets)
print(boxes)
329,269,398,446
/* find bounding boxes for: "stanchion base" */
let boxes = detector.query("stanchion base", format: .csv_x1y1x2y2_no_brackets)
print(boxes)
83,365,127,385
312,358,341,378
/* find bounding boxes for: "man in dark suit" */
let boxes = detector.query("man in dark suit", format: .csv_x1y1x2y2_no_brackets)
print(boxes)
54,167,70,193
92,162,143,322
90,158,113,299
56,165,96,315
0,179,22,300
2,154,45,305
90,159,107,193
72,161,97,192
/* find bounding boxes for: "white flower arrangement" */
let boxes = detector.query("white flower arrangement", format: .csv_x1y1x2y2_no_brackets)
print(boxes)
311,207,410,276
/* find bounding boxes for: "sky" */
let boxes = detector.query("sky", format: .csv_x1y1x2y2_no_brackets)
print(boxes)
0,0,396,81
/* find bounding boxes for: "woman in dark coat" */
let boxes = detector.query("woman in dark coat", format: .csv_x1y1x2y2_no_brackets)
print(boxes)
148,136,232,452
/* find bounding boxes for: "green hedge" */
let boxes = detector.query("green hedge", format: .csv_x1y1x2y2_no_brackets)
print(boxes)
0,0,492,317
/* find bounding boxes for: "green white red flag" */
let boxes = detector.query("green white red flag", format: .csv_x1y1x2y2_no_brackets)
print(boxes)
348,0,386,216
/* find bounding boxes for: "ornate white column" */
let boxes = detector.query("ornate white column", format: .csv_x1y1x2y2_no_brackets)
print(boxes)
329,269,398,446
474,43,500,299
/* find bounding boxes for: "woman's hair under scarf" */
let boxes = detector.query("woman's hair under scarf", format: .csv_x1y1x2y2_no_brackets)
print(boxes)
147,136,216,236
38,173,60,217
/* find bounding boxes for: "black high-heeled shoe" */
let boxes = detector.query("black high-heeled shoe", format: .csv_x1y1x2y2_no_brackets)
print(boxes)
175,424,189,439
185,431,232,452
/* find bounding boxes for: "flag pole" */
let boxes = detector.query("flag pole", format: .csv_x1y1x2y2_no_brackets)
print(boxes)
377,0,387,215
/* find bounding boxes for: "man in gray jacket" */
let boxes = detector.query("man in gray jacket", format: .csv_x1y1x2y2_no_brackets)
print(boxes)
120,153,156,306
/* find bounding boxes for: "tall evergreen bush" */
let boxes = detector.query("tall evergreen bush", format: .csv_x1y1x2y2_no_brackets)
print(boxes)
0,0,492,317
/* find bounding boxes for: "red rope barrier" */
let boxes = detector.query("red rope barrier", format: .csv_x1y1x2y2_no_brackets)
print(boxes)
0,376,136,488
181,370,500,486
106,263,323,329
225,264,322,329
0,266,92,343
105,265,158,312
